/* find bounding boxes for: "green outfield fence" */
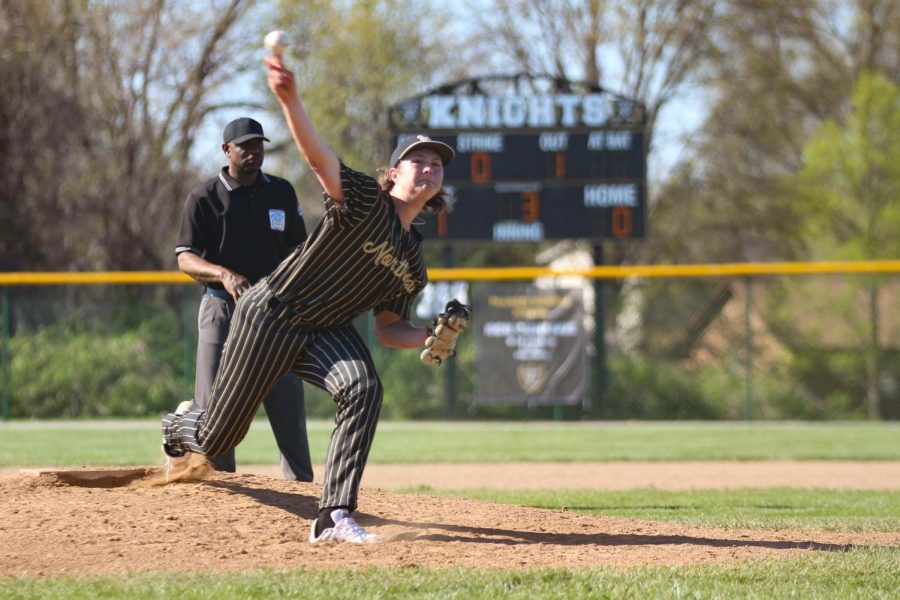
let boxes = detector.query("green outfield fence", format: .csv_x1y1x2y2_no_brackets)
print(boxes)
1,260,898,422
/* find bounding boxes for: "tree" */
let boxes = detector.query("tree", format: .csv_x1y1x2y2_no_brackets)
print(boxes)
0,0,264,270
794,71,900,418
573,1,900,418
462,0,719,159
796,72,900,262
640,0,900,264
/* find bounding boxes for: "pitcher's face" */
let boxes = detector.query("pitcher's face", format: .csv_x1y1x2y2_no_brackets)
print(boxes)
390,148,444,201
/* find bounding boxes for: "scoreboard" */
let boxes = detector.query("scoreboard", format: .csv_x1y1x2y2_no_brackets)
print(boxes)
389,78,647,242
400,130,645,241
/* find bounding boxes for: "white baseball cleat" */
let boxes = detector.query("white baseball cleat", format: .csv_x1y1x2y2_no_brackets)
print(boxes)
309,509,383,544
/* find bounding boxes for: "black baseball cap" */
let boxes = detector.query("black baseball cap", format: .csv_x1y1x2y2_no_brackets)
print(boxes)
223,118,270,144
389,135,455,167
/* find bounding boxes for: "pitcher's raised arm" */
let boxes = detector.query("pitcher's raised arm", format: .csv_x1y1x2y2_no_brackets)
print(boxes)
264,55,343,202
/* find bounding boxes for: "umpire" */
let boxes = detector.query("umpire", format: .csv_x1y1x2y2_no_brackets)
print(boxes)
174,117,313,481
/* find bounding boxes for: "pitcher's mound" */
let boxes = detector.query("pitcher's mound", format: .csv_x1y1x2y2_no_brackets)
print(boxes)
0,468,894,577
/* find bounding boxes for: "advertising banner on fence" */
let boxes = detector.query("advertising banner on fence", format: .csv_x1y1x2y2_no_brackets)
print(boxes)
475,283,587,405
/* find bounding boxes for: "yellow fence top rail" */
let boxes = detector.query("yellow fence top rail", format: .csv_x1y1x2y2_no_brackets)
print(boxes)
0,261,898,285
429,260,900,281
0,271,193,285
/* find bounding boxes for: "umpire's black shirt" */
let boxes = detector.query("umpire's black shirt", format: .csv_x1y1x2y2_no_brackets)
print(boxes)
176,168,308,289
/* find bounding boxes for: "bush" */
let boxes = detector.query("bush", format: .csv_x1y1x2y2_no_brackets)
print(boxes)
9,323,181,418
600,357,729,419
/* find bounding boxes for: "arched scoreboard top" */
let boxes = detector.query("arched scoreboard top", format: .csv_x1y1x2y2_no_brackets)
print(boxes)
388,74,648,243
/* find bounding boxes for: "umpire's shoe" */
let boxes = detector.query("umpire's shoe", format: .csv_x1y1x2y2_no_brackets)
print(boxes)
308,509,383,544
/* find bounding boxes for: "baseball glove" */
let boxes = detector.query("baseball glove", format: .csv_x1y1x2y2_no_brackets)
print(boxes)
421,299,471,366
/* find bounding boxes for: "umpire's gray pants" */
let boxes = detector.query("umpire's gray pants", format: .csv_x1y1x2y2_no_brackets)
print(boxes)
195,293,313,481
164,282,382,512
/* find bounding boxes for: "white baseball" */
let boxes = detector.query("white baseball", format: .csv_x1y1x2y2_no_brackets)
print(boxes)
264,30,289,56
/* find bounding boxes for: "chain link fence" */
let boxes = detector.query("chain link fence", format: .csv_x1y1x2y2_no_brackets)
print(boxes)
1,264,897,421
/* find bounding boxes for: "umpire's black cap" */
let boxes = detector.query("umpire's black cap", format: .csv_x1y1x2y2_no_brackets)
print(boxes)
390,135,455,167
223,117,270,144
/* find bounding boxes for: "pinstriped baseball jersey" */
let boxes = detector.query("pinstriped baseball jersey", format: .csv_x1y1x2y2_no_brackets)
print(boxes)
267,163,427,327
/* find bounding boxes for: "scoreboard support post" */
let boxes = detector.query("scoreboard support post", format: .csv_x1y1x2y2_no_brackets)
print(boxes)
442,244,458,420
591,243,609,417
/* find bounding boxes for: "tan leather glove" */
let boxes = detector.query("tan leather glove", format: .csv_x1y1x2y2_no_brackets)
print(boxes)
421,299,471,366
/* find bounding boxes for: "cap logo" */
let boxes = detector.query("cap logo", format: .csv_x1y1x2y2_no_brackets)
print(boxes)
389,133,455,167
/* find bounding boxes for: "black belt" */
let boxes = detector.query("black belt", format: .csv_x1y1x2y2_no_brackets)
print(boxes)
204,287,232,301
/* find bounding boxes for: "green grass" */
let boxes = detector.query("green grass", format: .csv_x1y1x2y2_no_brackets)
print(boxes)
410,487,900,532
1,420,899,466
1,548,898,599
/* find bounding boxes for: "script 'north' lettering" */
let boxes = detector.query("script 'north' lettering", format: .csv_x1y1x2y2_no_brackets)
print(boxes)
361,240,417,293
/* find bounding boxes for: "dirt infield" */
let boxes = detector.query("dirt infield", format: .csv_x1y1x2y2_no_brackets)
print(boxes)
1,462,897,577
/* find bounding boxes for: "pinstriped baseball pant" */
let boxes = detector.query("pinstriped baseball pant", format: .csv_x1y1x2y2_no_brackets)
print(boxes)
162,282,383,512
